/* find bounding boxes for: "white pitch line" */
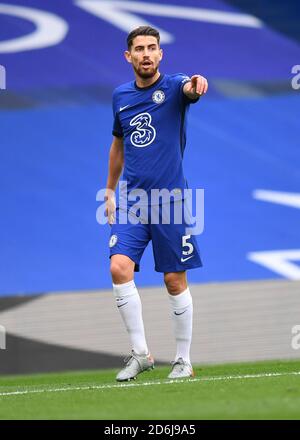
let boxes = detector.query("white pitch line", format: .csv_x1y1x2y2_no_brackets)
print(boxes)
0,371,300,397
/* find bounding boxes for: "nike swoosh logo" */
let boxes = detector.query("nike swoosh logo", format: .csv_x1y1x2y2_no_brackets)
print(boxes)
119,105,130,112
117,302,128,308
174,310,187,316
181,255,194,262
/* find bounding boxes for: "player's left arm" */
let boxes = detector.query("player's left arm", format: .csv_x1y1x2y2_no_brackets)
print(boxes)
183,75,208,100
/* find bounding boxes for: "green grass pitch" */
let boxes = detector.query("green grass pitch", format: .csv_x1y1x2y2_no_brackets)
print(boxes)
0,359,300,419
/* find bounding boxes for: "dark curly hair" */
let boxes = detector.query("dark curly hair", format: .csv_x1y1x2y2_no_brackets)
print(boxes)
127,26,160,49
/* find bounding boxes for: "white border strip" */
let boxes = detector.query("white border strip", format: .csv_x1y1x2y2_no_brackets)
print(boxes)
1,371,300,397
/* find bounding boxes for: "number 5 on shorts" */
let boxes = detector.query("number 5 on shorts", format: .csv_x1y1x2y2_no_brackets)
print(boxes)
182,235,194,256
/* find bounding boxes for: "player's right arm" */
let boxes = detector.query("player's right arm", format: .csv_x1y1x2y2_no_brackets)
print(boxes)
105,135,124,224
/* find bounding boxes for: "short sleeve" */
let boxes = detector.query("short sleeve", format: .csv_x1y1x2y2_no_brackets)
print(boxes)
176,73,200,105
112,113,123,138
112,90,123,138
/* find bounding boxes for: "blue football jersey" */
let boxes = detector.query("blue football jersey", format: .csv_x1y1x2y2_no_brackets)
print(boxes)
112,73,198,205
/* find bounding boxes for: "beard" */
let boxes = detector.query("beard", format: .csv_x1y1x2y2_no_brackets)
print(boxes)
134,63,159,79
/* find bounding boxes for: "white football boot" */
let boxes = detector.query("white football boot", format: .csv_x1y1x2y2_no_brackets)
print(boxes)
116,350,154,382
167,358,194,379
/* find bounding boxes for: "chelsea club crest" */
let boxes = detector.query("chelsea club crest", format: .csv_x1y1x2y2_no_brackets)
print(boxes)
109,235,118,248
152,90,165,104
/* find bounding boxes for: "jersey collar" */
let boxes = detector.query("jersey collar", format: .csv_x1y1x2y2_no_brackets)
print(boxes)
134,74,164,91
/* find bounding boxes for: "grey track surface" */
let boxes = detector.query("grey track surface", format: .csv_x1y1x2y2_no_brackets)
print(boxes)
0,280,299,373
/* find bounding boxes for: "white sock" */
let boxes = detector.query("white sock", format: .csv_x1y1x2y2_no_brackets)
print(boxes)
168,287,193,364
113,280,149,356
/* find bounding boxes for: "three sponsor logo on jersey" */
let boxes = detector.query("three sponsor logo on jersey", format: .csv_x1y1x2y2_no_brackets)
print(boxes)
119,90,165,148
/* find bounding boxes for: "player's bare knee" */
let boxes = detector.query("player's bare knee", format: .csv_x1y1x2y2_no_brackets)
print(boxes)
110,262,128,283
110,257,133,284
164,273,186,295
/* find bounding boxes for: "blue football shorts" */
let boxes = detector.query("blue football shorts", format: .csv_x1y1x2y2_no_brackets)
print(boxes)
109,200,203,273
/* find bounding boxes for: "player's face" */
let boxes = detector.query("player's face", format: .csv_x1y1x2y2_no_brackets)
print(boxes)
125,35,163,79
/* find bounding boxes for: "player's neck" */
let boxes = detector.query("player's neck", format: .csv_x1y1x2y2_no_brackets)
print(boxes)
135,71,161,89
